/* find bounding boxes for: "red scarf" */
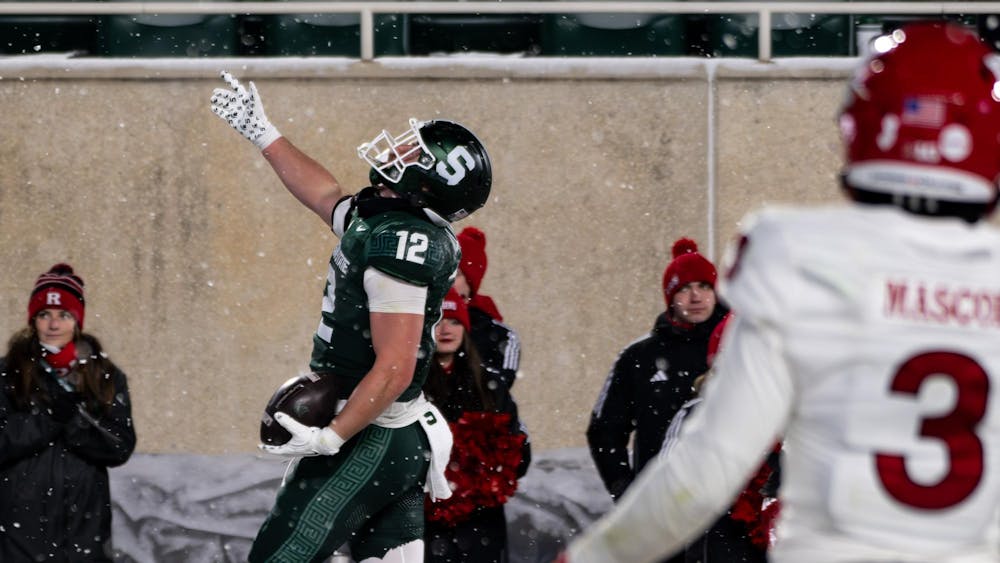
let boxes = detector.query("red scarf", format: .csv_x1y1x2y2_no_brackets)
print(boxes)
41,341,77,371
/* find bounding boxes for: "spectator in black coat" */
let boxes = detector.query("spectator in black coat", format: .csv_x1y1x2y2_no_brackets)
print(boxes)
0,263,136,562
423,288,530,563
455,226,522,389
587,238,728,563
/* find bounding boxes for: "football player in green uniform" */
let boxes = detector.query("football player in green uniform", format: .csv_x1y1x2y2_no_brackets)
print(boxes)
210,72,492,563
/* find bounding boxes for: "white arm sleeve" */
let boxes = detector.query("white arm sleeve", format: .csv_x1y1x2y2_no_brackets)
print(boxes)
363,267,427,314
567,315,794,563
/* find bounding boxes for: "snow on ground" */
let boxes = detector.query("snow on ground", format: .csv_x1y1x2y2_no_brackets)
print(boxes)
109,447,611,563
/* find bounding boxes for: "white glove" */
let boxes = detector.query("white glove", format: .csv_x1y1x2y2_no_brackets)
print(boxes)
210,70,282,150
259,412,345,458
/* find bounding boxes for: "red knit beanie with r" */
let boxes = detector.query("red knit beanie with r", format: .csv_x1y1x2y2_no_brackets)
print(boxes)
457,226,487,295
662,238,717,308
441,287,471,332
28,263,86,329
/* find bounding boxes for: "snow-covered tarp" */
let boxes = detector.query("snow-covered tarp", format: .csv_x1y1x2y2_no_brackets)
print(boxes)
109,447,611,563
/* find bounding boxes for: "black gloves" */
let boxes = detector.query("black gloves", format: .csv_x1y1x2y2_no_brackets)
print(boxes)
44,378,81,423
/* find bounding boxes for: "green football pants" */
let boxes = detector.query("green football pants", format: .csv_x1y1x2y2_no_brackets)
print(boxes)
249,423,431,563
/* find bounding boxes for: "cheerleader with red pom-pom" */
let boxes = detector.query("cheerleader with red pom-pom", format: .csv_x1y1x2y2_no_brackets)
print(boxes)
422,288,531,563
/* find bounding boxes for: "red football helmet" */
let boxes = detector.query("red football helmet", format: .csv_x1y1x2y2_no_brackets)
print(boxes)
840,21,1000,221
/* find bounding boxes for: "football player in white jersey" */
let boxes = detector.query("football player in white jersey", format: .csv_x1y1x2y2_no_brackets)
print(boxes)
562,21,1000,563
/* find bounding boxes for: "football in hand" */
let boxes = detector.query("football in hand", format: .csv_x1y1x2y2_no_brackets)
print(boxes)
260,373,344,445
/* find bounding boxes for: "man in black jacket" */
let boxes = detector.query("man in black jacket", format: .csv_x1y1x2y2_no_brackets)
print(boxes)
587,237,728,563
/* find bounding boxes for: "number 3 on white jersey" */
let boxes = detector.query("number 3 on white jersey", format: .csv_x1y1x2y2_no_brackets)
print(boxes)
833,350,994,546
874,351,988,510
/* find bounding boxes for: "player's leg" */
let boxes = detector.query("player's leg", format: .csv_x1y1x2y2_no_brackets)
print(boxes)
350,485,427,561
248,425,409,563
349,424,431,561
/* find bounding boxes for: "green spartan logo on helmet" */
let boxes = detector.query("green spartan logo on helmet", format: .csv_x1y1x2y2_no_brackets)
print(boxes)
369,120,493,222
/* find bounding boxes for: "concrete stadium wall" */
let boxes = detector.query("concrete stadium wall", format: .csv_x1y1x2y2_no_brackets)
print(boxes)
0,57,853,454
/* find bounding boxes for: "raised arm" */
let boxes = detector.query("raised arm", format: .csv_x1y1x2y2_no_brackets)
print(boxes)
261,138,345,225
210,71,345,225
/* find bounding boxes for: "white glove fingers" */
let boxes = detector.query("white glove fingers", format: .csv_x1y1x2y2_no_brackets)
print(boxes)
274,412,310,435
212,70,279,149
220,70,241,92
259,443,316,459
246,82,263,117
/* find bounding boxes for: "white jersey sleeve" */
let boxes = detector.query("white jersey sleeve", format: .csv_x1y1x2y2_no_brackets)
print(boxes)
363,267,427,314
719,210,800,326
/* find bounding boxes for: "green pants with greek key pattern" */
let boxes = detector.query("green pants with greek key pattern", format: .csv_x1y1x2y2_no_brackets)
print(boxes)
249,423,431,563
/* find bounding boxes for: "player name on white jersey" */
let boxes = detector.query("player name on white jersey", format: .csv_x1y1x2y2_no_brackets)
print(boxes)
881,277,1000,329
333,246,351,275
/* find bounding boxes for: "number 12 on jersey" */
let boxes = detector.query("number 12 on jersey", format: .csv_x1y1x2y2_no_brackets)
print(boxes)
395,230,428,264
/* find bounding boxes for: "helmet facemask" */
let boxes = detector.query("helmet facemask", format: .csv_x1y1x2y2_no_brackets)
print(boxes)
358,118,436,185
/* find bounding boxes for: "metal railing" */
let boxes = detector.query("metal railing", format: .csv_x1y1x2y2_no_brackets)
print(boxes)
2,2,1000,61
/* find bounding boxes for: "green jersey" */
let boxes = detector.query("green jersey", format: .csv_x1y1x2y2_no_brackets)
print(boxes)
310,198,459,401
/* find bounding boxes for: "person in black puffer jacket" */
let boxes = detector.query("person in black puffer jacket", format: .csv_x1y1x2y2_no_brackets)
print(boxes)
587,238,728,563
0,263,137,563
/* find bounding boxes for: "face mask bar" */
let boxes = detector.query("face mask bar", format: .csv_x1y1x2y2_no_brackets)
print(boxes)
357,118,435,184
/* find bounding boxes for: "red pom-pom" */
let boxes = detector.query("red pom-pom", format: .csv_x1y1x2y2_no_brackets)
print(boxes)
671,237,698,258
729,447,782,551
49,262,76,276
425,411,526,525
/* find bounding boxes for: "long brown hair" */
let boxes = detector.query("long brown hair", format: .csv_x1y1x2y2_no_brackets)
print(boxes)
3,326,118,414
424,336,496,420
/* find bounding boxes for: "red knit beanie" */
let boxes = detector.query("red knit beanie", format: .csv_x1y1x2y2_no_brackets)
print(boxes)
662,238,717,308
441,287,471,332
457,226,487,295
28,263,85,329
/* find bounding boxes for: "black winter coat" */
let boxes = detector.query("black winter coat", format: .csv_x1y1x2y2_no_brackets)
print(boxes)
0,346,136,562
468,307,521,389
587,305,729,501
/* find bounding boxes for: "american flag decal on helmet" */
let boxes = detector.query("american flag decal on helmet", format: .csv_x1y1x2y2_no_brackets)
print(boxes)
901,96,945,128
